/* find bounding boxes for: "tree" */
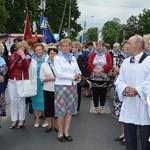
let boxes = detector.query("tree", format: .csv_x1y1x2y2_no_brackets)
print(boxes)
101,19,124,47
137,9,150,35
0,0,9,33
4,0,41,33
44,0,82,40
3,0,82,39
86,27,99,42
125,15,138,39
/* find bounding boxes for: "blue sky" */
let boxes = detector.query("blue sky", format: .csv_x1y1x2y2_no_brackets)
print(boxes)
77,0,150,32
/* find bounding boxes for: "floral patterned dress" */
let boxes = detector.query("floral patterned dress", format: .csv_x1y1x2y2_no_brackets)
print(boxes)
112,56,125,118
0,57,7,116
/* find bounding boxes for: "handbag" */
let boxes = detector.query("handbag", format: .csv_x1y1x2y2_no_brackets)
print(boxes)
80,76,89,87
16,79,37,97
90,80,108,88
107,68,115,78
16,58,37,97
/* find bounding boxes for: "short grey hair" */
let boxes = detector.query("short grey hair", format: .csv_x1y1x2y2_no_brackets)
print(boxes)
134,34,144,49
113,43,120,49
113,43,120,47
143,34,150,51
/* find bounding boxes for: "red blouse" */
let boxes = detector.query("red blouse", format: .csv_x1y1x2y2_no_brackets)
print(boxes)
88,52,112,74
8,51,31,80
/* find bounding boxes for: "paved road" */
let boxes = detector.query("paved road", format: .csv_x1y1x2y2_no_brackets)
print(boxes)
0,91,127,150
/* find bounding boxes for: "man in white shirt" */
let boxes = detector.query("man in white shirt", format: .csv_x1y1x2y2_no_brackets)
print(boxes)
115,34,150,150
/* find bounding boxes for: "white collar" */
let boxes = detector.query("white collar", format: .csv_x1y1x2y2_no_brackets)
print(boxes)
133,52,143,63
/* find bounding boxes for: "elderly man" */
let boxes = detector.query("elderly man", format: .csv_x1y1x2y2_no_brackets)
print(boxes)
115,34,150,150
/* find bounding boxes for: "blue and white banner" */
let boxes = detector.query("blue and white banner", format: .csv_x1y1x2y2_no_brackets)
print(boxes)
40,16,48,30
43,27,56,44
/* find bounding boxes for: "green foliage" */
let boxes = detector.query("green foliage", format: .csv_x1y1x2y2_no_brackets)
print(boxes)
101,20,124,47
0,0,9,33
125,15,138,39
44,0,82,39
100,10,150,44
2,0,82,40
1,1,150,41
4,0,41,33
86,27,98,42
137,9,150,35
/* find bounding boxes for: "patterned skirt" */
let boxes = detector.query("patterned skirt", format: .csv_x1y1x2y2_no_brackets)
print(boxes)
112,90,122,118
0,92,6,116
54,85,78,117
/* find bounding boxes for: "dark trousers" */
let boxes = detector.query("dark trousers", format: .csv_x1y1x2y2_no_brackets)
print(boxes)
77,83,81,112
43,90,55,118
92,86,107,107
25,97,33,114
124,123,150,150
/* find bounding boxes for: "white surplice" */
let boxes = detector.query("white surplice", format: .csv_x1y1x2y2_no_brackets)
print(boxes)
142,74,150,118
115,52,150,125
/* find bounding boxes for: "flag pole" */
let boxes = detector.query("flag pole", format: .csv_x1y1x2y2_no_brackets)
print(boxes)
25,0,28,15
48,24,56,42
59,0,67,37
68,0,71,38
23,1,32,40
35,27,38,43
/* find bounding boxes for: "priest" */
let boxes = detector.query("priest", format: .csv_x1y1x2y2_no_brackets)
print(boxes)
115,34,150,150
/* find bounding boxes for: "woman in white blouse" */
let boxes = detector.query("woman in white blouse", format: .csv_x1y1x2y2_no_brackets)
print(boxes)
54,39,81,142
40,47,58,133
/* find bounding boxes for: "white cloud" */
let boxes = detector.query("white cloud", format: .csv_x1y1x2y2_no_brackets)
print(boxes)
77,0,150,32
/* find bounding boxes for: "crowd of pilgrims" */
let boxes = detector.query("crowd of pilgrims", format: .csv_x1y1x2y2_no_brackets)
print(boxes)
0,34,150,146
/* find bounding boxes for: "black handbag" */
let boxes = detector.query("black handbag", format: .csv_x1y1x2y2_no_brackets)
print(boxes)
80,77,89,87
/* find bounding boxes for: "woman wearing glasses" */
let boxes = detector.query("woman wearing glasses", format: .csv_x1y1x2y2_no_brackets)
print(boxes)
40,46,58,133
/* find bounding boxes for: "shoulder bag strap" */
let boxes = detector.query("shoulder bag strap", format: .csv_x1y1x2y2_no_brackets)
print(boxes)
48,64,56,77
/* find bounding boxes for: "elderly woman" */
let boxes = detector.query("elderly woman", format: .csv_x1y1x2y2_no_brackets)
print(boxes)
113,42,127,145
40,47,58,132
25,39,35,114
31,43,47,127
0,44,8,128
8,41,31,129
88,40,112,114
143,34,150,55
71,42,85,114
54,38,81,142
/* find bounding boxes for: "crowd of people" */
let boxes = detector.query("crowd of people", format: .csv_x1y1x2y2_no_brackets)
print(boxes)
0,34,150,149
